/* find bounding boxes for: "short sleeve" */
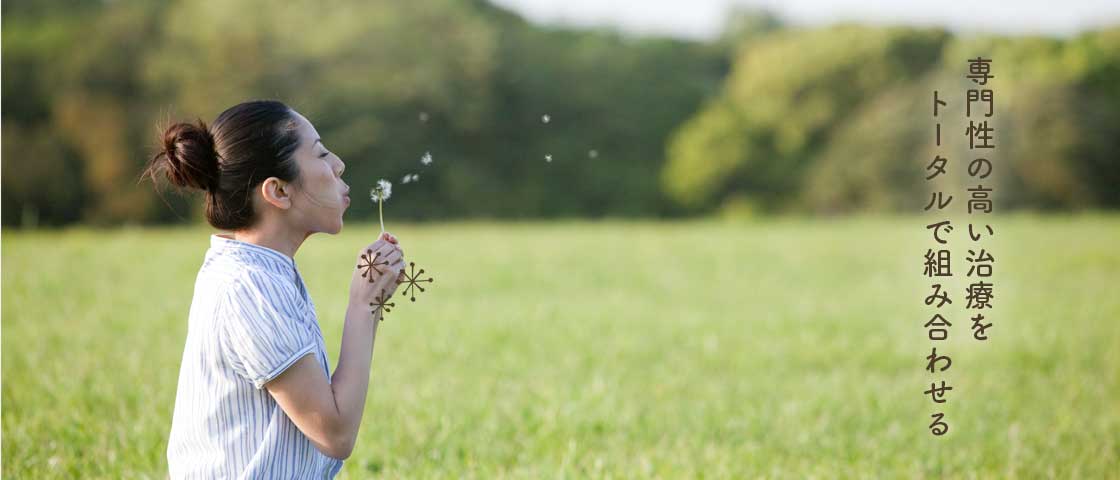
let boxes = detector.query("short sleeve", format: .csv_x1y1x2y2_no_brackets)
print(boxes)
218,270,317,389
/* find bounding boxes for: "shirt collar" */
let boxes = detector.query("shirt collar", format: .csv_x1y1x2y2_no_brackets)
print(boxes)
210,233,296,268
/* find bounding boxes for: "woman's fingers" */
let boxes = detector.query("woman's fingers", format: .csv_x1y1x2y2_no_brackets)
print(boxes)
360,239,389,260
375,259,404,291
373,242,395,258
358,239,404,283
382,249,403,268
372,237,404,256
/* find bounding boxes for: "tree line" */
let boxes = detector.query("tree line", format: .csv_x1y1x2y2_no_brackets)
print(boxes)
2,0,1116,227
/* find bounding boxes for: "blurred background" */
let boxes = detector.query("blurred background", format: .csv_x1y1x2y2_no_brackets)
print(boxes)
3,0,1119,478
3,0,1118,227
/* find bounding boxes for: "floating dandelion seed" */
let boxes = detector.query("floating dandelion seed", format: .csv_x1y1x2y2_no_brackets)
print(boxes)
369,179,392,233
418,111,429,123
401,173,420,184
541,114,551,124
545,154,552,163
420,151,433,166
588,149,599,159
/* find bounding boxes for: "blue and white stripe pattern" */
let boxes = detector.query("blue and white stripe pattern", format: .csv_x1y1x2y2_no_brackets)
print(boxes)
167,233,344,478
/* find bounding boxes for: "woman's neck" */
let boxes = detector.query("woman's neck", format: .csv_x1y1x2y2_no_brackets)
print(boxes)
231,220,308,260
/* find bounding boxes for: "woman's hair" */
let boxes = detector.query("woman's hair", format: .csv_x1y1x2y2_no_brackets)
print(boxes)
142,100,303,230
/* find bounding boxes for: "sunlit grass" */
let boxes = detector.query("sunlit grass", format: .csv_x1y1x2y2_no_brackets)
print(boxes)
3,213,1118,478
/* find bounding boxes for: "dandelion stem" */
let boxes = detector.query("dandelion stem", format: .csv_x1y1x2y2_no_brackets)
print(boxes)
371,178,391,233
378,198,385,233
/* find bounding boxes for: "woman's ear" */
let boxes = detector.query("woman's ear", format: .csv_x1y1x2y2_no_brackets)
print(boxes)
260,177,293,210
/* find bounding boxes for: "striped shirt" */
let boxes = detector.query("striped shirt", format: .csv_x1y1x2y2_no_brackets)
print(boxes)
167,233,344,479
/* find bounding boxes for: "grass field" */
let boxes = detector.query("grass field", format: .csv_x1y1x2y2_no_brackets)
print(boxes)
3,214,1118,478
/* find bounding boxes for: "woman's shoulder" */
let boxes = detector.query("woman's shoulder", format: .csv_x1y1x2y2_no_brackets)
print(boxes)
224,264,304,303
201,245,294,287
196,255,297,305
199,245,314,323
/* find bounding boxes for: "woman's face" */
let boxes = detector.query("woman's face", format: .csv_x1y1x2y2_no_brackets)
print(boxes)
285,111,351,235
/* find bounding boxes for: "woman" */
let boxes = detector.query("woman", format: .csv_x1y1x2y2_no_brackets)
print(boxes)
143,100,402,478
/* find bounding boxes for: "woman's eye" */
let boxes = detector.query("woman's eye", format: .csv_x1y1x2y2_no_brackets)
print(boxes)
319,151,329,158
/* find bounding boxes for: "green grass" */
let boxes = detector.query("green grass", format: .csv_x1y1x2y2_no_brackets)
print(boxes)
3,214,1119,478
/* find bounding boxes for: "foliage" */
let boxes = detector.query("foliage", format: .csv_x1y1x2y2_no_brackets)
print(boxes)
663,25,1120,214
2,1,1117,226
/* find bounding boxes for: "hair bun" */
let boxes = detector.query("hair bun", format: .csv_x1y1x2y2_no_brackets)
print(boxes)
158,119,219,192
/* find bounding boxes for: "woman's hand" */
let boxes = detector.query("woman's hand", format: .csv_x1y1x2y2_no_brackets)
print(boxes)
350,232,405,309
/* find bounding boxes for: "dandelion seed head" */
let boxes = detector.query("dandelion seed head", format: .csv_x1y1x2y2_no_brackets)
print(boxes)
370,179,392,202
420,151,433,166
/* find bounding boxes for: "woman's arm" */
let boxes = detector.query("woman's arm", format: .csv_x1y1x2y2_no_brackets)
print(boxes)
264,301,381,460
265,234,403,460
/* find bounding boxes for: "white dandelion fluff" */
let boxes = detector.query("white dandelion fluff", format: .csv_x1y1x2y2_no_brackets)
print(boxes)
370,179,392,202
541,114,551,124
401,173,420,184
420,151,433,166
545,154,552,163
588,149,599,159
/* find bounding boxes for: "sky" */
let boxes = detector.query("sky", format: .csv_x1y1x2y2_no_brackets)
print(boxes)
489,0,1120,40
